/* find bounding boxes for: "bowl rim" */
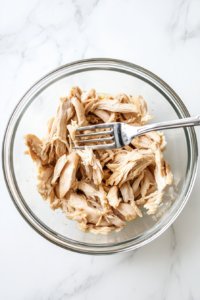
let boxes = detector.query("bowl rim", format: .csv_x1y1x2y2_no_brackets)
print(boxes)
2,58,198,255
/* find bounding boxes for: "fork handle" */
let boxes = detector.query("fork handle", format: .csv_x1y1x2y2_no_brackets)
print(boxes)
137,116,200,136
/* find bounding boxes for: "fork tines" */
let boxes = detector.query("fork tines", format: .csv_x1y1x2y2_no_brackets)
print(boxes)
72,123,116,150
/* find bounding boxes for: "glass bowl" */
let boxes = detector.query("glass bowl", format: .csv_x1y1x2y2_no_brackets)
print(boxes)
3,58,198,254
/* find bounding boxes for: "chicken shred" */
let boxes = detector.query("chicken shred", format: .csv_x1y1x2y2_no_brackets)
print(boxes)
51,154,68,185
25,87,173,235
58,152,79,198
107,185,122,209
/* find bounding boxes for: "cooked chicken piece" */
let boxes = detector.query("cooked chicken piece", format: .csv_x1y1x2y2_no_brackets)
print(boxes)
106,163,120,172
24,134,46,165
47,117,55,134
50,190,61,210
105,213,125,228
111,151,129,164
76,147,103,185
102,169,112,181
41,99,73,162
135,190,163,210
116,203,137,221
61,189,75,216
131,95,147,116
144,167,155,184
107,112,118,123
69,86,82,101
116,93,129,104
148,163,155,174
24,146,40,165
51,198,61,210
98,149,114,167
87,200,103,214
141,114,154,123
107,153,154,187
37,168,54,204
77,180,98,199
103,185,111,193
93,109,110,122
63,200,88,223
71,97,88,126
77,180,110,213
59,152,79,198
41,126,56,162
129,200,142,217
98,151,108,162
87,98,138,114
37,167,53,182
68,86,88,126
130,95,153,123
122,117,137,124
120,181,134,202
70,193,101,224
100,154,109,168
134,186,141,199
159,132,167,149
124,145,133,152
67,121,78,141
54,183,61,199
125,156,154,184
51,154,68,185
140,174,151,197
106,161,136,186
153,143,167,191
85,88,96,100
146,184,156,195
84,98,99,114
116,93,137,120
62,199,75,218
144,191,164,214
55,98,73,158
138,149,154,155
71,113,78,123
67,125,76,141
81,164,93,182
135,197,146,207
105,149,115,162
79,223,117,235
145,132,161,144
154,159,167,186
86,113,102,124
98,185,111,213
153,157,173,192
120,181,142,216
95,215,110,226
165,161,173,185
107,185,122,208
37,174,53,201
131,135,154,149
108,150,142,167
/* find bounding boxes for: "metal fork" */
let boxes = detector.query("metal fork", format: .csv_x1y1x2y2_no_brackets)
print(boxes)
72,116,200,150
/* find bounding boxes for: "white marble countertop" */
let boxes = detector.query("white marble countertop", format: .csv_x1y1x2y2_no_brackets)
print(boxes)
1,0,200,299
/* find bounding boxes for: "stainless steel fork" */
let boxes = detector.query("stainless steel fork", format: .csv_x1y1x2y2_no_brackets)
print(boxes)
72,116,200,150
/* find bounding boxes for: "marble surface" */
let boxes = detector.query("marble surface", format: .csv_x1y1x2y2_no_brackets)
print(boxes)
0,0,200,299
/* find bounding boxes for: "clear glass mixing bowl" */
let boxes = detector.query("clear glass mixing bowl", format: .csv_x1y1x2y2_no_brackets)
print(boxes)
3,58,198,254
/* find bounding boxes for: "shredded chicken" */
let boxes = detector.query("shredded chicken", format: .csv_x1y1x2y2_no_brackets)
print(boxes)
25,87,173,235
76,147,103,185
59,152,79,198
51,154,68,185
107,185,122,209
